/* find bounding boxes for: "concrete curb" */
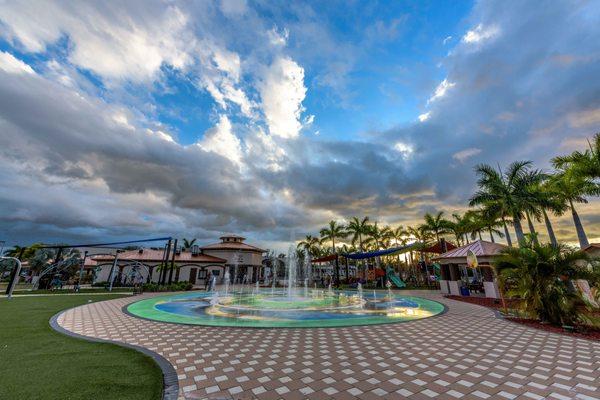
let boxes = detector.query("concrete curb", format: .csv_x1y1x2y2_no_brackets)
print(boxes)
49,307,179,400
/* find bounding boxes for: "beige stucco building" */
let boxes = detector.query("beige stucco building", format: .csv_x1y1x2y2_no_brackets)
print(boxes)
89,234,265,287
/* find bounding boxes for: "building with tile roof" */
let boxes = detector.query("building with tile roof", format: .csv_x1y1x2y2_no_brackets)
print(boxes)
88,234,266,287
433,240,507,299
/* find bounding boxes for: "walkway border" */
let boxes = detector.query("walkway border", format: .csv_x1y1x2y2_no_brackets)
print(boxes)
49,308,179,400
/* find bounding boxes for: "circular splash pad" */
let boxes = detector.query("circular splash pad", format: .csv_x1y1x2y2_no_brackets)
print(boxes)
127,289,444,328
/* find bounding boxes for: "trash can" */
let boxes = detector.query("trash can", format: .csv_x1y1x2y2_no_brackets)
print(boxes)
460,286,470,296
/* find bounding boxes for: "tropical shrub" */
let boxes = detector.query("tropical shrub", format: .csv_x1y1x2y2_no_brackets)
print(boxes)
142,282,193,292
494,237,599,326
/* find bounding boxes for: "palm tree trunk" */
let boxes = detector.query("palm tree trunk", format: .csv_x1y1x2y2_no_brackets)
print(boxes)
570,199,589,248
478,231,482,240
502,217,513,247
525,211,539,245
488,228,495,243
542,209,558,247
513,215,526,245
333,238,340,285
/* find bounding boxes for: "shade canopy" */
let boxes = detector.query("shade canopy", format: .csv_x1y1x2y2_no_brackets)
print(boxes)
343,243,419,260
433,240,507,264
311,254,338,263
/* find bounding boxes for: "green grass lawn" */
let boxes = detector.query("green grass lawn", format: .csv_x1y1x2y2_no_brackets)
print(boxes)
0,295,163,400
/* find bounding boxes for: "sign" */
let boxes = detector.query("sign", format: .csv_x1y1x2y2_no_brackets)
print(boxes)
466,250,478,269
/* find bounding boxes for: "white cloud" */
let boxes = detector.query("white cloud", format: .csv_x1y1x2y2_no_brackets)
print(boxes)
462,24,500,44
452,147,481,163
258,56,307,139
267,26,289,47
418,112,431,122
213,48,241,82
245,129,287,172
428,78,456,103
0,2,192,82
443,36,453,45
219,0,248,17
394,142,414,159
198,115,243,167
0,51,35,74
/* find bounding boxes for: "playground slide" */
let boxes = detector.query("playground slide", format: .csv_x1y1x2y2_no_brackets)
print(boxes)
432,263,441,280
386,268,406,288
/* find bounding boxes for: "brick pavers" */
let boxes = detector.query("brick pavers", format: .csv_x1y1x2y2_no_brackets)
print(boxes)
56,291,600,399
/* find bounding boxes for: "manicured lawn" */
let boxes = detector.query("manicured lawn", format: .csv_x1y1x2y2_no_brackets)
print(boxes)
0,295,163,400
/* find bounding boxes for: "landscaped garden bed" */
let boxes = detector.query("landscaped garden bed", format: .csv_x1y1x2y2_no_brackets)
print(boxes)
446,294,600,341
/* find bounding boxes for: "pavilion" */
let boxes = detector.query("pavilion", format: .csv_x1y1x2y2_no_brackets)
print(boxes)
434,239,507,298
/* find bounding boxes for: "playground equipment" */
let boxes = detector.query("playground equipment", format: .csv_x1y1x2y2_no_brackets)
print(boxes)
1,257,22,299
386,267,406,288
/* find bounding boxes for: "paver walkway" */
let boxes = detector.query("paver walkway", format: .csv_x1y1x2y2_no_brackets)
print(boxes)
56,291,600,399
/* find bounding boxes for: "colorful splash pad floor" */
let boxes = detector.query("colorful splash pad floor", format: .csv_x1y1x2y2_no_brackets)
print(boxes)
55,290,600,399
126,290,445,328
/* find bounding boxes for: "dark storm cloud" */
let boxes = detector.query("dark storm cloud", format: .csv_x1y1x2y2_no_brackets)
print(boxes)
1,0,599,248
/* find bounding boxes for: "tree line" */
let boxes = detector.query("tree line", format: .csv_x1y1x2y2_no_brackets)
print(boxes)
299,133,600,256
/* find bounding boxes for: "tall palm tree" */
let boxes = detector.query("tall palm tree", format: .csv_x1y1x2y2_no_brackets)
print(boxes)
420,211,451,243
297,235,321,257
319,220,348,284
389,225,410,269
448,213,470,246
470,161,539,246
346,217,371,281
549,169,600,248
533,177,568,247
553,132,600,181
364,223,392,250
474,209,505,243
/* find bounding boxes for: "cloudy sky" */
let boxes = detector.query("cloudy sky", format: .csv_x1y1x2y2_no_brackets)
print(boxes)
0,0,599,251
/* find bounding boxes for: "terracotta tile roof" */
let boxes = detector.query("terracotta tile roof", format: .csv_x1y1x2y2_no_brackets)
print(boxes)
200,242,266,252
434,240,507,260
91,249,226,264
420,241,458,254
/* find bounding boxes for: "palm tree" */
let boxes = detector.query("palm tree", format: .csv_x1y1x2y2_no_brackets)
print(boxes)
3,245,26,258
182,238,197,249
553,133,600,181
420,211,451,243
476,209,505,243
470,161,540,246
297,235,321,257
494,238,598,326
448,213,470,246
549,169,600,248
389,225,411,270
319,220,348,284
364,223,392,250
346,217,370,280
534,177,568,247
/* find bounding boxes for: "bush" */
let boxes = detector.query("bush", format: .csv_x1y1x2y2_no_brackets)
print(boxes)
142,281,193,292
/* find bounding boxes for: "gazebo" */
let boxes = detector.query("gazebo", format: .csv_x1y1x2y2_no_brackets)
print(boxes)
433,240,507,298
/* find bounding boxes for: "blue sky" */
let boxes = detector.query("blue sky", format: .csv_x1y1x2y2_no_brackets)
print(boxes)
0,0,598,250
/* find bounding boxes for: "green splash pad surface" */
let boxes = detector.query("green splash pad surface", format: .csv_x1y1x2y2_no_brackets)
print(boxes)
127,291,445,328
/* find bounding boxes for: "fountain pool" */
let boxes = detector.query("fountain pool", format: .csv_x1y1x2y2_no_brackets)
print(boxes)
126,289,444,328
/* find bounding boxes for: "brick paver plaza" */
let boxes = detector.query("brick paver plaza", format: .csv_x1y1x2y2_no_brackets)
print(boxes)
56,291,600,399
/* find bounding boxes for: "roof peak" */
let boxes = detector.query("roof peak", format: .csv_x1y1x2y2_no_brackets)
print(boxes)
219,234,246,243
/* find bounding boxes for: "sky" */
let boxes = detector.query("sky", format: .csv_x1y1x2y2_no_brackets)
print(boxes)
0,0,599,252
